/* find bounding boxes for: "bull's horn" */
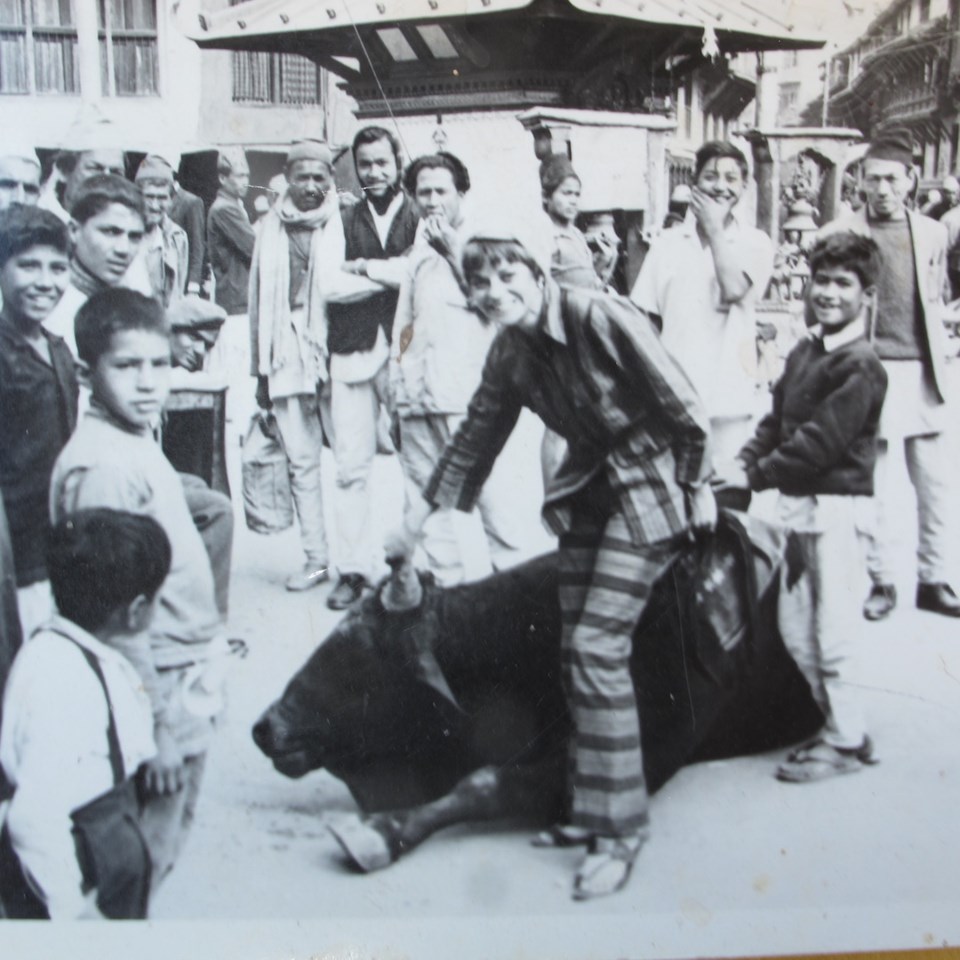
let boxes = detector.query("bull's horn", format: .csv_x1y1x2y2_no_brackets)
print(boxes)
381,554,423,611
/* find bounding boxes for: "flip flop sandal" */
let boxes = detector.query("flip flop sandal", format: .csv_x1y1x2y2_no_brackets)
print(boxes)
572,831,648,901
531,823,593,848
775,737,875,783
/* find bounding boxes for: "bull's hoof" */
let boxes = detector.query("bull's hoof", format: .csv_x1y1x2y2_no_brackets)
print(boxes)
328,815,399,872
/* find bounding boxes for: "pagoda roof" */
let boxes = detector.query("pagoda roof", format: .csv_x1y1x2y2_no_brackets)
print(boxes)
181,0,824,53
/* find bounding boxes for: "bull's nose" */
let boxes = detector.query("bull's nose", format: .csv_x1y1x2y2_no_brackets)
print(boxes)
252,713,276,754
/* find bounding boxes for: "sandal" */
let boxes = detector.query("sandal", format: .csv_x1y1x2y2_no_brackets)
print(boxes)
775,736,877,783
572,830,648,901
531,823,593,848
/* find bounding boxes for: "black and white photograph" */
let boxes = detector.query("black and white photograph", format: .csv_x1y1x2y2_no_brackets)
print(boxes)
1,1,959,958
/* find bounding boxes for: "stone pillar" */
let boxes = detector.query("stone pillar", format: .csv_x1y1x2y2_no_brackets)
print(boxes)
744,127,864,242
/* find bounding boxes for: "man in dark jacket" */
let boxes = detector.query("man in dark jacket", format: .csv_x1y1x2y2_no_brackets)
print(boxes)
169,174,206,297
207,148,255,316
206,148,257,430
317,127,420,609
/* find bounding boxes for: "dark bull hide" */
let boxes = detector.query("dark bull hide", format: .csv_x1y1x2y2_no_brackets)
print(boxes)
253,515,822,872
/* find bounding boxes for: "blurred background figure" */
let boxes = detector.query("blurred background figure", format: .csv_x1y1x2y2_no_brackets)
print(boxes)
0,143,42,211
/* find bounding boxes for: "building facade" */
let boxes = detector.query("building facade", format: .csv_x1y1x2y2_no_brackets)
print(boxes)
811,0,960,180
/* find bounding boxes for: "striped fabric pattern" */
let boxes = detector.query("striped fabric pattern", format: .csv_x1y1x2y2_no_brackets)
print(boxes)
559,510,681,837
423,281,711,550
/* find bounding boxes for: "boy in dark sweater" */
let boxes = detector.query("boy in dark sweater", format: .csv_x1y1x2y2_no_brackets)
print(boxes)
715,231,888,782
0,206,77,641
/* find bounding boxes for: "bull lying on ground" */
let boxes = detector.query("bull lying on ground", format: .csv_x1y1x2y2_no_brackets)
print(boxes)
253,519,822,874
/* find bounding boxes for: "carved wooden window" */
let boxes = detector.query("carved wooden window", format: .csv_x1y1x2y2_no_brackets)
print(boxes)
98,0,158,96
232,50,323,105
0,0,79,95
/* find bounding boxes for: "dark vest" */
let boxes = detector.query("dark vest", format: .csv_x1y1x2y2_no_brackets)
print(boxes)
327,197,420,355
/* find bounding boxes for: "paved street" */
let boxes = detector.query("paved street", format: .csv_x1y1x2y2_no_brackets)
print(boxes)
3,393,959,960
86,385,957,959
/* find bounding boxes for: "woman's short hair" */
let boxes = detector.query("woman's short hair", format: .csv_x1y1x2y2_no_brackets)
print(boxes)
461,237,545,285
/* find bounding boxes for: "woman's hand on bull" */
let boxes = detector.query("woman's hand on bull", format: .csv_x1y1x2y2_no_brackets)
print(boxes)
686,483,718,536
385,497,435,563
143,724,186,797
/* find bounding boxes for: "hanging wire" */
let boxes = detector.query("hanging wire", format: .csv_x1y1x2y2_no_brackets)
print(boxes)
339,0,415,161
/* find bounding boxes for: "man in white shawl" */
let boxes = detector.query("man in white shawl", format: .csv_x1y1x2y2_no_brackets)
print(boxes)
248,141,338,592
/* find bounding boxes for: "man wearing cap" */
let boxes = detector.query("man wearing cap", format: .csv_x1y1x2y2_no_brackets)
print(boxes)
248,140,338,592
820,127,959,620
630,140,774,464
314,126,420,609
0,146,41,211
129,155,189,308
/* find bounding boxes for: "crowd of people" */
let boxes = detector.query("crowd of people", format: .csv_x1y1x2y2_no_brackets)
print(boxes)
0,119,956,915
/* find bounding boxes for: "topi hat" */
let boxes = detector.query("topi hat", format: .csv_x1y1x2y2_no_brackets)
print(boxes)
286,139,333,168
539,154,579,195
865,128,915,167
135,155,174,184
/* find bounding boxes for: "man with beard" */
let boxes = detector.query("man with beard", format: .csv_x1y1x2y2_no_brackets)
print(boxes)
249,140,339,593
316,126,419,609
630,141,774,463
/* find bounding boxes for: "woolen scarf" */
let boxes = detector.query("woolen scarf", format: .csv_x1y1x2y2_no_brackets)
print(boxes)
251,188,338,380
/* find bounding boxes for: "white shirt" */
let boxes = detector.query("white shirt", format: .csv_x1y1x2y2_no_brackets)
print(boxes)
0,617,155,918
630,209,774,419
316,195,410,385
390,214,497,416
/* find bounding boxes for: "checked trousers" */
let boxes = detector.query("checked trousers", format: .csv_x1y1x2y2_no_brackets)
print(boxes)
559,506,681,838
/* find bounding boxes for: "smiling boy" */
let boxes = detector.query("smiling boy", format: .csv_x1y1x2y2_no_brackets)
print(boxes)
0,206,77,641
715,231,888,781
630,141,774,462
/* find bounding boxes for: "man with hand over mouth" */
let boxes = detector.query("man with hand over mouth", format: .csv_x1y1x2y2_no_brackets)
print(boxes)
631,141,773,463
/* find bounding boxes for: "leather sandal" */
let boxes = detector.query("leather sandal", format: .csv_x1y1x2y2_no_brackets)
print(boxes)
775,736,877,783
530,823,593,848
572,830,648,901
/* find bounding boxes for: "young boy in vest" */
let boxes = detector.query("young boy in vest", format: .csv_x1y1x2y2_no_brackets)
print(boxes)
49,288,225,887
715,231,888,780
